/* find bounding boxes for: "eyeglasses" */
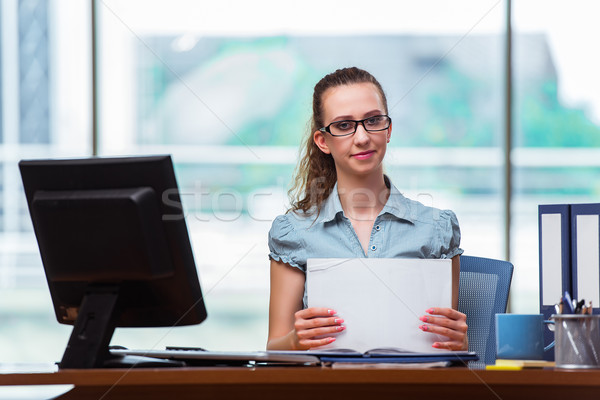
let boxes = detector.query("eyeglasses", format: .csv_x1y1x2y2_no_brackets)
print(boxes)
319,115,391,137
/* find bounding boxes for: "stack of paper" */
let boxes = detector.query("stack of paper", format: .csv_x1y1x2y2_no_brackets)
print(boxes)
307,258,453,353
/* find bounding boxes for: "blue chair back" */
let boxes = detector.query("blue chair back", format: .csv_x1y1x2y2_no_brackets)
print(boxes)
458,255,514,367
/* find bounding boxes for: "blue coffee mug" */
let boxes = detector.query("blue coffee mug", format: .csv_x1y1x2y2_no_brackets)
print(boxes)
495,314,555,360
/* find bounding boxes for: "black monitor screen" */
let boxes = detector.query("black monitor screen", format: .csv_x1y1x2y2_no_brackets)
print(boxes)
19,155,207,368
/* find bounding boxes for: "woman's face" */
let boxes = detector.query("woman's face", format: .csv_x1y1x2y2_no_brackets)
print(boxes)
313,82,391,180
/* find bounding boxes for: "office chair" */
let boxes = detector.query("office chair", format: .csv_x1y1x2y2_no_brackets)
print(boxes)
458,255,514,368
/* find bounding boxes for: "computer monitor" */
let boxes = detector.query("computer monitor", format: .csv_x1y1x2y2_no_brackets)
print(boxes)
19,155,207,368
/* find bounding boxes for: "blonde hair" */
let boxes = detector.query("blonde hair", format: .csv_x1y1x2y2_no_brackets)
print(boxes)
288,67,388,215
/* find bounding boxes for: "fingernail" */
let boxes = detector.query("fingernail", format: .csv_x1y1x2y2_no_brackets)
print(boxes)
334,318,344,324
328,337,336,343
419,325,428,331
432,343,440,348
328,309,337,315
419,316,428,322
336,325,346,332
426,308,435,314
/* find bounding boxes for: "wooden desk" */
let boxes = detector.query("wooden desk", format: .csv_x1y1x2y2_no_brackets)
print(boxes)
1,366,599,400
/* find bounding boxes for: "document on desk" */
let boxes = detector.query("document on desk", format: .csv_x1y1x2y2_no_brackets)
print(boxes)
307,258,452,354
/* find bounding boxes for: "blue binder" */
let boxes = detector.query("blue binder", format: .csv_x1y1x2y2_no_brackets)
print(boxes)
538,204,571,361
571,203,600,315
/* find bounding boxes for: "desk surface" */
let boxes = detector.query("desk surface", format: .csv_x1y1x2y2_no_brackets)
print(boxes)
2,366,600,400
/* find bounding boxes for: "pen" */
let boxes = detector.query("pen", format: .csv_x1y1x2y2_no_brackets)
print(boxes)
563,291,575,314
575,299,585,314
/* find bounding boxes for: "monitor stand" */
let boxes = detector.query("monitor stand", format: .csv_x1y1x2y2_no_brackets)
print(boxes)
59,285,182,369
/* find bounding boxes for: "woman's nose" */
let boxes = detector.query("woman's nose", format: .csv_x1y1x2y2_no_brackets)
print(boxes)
353,124,370,145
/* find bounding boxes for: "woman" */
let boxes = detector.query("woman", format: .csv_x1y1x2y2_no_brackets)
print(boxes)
267,67,467,351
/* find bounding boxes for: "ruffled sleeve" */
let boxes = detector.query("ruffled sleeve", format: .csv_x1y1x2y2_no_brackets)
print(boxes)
268,214,305,272
438,209,464,259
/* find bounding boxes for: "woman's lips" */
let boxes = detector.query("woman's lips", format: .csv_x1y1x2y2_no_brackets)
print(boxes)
352,150,375,160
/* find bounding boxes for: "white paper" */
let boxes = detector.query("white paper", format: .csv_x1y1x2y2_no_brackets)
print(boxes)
541,213,563,305
576,214,600,306
306,258,452,353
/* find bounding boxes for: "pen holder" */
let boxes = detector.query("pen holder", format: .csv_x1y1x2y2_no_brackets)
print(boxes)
553,314,600,369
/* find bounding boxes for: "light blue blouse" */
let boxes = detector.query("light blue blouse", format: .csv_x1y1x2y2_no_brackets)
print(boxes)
268,178,463,273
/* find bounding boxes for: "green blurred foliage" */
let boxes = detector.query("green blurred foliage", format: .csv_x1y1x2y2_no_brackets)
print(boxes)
518,81,600,147
139,35,600,202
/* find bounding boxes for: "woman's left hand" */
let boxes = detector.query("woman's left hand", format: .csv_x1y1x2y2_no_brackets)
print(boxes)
419,307,468,350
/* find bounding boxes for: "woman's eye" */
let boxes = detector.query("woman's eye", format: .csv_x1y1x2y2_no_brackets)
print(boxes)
365,117,382,126
333,121,353,131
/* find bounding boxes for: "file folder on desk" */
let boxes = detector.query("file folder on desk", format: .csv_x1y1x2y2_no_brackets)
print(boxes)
273,350,478,366
538,204,572,360
314,351,478,366
571,203,600,314
539,205,572,316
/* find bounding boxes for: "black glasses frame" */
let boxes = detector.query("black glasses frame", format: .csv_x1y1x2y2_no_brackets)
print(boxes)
319,115,392,137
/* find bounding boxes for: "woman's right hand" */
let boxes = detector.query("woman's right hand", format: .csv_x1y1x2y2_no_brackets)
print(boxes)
292,307,345,350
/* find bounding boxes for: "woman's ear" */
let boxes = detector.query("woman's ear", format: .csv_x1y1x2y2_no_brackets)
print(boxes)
313,130,331,154
386,122,392,143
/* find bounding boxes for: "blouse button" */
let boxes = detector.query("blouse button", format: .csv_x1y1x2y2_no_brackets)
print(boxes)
375,225,381,231
370,245,377,251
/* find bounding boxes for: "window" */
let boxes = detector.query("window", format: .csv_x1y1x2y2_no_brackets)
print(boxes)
512,0,600,312
97,0,504,352
4,0,595,362
0,0,90,362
